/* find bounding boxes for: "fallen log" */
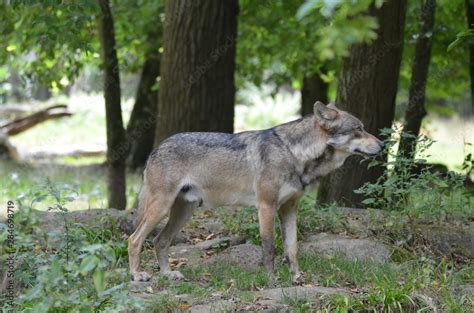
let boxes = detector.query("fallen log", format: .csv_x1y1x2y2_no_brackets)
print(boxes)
0,104,72,136
24,144,106,159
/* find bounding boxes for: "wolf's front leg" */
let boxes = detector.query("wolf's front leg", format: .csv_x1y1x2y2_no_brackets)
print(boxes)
258,202,277,276
279,197,304,285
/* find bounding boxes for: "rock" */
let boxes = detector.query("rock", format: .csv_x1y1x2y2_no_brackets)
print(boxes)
256,285,349,302
204,243,263,270
194,236,247,250
201,220,225,233
418,224,474,258
188,299,239,313
187,286,347,312
301,233,391,263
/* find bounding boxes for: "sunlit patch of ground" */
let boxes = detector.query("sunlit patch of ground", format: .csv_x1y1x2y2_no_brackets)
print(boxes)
421,116,474,171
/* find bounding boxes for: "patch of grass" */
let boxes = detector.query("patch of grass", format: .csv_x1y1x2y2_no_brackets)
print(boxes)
144,294,180,313
0,159,142,214
295,253,400,288
282,294,313,313
297,196,349,236
182,263,271,291
149,276,212,306
317,257,473,312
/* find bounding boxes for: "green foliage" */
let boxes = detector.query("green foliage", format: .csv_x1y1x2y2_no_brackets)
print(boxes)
355,128,472,221
0,1,98,88
448,29,474,52
0,183,143,312
397,0,469,117
237,0,381,91
0,0,162,94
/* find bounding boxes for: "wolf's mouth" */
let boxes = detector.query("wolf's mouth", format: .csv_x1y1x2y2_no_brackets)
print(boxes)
354,149,378,157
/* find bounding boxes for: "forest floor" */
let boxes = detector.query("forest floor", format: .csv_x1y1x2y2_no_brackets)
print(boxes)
125,205,474,312
1,159,473,311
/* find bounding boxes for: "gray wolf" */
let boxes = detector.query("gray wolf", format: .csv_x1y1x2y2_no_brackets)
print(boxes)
128,101,383,284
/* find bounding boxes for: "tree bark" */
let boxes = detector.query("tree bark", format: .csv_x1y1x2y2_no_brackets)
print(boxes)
300,72,329,117
98,0,127,210
318,0,407,207
126,34,160,170
397,0,436,162
466,0,474,111
155,0,238,145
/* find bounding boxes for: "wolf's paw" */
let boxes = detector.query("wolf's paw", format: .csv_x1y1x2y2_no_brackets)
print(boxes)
131,271,152,282
292,271,305,285
161,270,185,281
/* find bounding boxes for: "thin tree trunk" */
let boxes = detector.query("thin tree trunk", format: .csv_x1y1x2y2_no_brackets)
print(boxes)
318,0,407,207
155,0,238,145
466,0,474,111
126,34,160,170
98,0,127,210
397,0,436,161
300,72,328,117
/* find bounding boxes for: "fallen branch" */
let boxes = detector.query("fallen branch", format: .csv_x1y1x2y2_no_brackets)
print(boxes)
0,104,72,136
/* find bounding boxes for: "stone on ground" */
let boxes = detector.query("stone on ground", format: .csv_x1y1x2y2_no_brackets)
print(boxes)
204,243,263,270
301,233,391,263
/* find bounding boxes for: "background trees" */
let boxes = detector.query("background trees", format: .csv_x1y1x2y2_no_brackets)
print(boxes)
397,0,437,163
318,0,407,206
97,0,127,210
155,0,239,145
0,0,471,209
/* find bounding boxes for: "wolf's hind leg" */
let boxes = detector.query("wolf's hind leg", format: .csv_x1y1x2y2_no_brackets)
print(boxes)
279,197,303,285
257,201,277,274
154,196,197,280
128,193,174,281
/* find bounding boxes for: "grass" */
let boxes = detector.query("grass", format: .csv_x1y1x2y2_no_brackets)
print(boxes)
0,159,142,217
145,252,472,312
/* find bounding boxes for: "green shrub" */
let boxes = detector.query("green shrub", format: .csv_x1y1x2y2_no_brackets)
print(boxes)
0,181,143,312
355,129,472,221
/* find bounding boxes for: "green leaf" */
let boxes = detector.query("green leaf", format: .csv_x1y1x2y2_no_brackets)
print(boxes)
79,254,99,275
362,198,375,205
93,268,106,295
104,246,116,263
296,0,318,20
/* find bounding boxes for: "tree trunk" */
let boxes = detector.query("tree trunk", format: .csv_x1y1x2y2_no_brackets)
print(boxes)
126,35,160,170
300,72,329,117
98,0,127,210
466,0,474,111
397,0,436,162
318,0,407,207
155,0,238,145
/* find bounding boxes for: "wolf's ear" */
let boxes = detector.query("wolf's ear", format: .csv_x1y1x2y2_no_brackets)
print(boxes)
313,101,338,121
327,102,338,110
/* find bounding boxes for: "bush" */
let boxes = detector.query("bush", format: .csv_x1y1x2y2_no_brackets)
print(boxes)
355,129,472,221
0,181,143,312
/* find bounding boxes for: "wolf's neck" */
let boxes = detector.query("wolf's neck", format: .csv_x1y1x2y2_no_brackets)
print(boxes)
274,117,327,163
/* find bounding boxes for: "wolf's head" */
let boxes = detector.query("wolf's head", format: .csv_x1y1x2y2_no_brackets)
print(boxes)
313,101,384,157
